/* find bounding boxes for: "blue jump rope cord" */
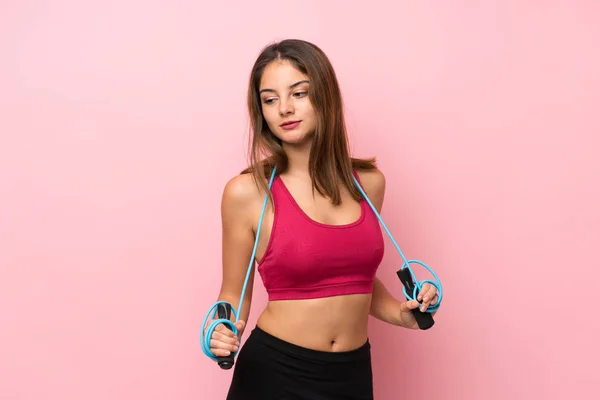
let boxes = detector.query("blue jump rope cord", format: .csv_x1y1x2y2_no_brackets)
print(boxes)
351,177,443,310
200,167,277,361
201,167,443,361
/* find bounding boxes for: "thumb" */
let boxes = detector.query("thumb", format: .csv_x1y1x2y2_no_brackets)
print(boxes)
402,300,420,311
235,320,246,332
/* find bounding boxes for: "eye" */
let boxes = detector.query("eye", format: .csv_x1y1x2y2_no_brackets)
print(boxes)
293,91,308,98
262,97,277,105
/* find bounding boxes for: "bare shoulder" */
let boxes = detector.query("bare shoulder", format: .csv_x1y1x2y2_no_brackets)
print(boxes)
222,171,264,205
221,173,263,221
356,167,386,195
356,167,386,211
222,173,260,203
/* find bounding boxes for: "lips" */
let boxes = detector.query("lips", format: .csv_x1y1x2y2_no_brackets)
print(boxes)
280,120,301,130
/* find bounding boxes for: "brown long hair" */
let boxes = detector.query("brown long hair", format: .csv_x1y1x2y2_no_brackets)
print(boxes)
242,39,376,205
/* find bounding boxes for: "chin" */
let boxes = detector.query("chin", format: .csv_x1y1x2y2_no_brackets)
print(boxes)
270,125,305,139
278,130,313,146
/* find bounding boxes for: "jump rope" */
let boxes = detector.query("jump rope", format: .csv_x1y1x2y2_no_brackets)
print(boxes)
200,166,443,369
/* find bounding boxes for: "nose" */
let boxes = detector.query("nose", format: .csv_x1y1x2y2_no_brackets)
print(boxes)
279,98,294,116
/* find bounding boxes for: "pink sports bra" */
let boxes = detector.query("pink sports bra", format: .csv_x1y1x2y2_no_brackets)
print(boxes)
256,171,385,301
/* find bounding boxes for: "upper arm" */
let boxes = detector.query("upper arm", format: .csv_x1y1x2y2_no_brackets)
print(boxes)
357,168,386,213
218,175,260,304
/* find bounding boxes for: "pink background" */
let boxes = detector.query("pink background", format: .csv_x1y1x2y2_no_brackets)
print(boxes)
1,1,599,399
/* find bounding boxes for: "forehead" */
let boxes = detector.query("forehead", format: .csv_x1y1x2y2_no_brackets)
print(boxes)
259,60,309,90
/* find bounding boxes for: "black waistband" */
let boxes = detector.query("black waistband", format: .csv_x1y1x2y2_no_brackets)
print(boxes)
246,325,371,363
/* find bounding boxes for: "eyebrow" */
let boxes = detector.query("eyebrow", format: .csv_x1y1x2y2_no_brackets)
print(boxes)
259,80,309,94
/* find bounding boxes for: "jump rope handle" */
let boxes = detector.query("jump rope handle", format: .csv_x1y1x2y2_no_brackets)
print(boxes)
397,268,435,330
350,173,442,331
216,303,235,370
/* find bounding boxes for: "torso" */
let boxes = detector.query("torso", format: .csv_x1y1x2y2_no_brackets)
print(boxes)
244,169,384,352
257,294,372,352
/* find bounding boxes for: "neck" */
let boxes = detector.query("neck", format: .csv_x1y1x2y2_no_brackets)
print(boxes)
282,138,312,177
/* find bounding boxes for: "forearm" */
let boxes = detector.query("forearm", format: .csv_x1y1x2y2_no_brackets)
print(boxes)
218,289,252,324
369,277,404,327
215,276,254,335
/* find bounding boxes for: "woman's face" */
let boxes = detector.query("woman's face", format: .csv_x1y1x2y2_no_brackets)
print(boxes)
258,60,317,147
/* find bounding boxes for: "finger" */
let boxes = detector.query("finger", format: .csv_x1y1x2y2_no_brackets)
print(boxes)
214,323,237,338
417,284,426,301
212,330,239,346
210,339,239,354
423,286,437,302
210,347,235,357
429,294,439,306
420,286,438,311
210,338,239,353
417,283,432,301
418,284,435,303
205,320,239,343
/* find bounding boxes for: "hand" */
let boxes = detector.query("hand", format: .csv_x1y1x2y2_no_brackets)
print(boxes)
398,282,439,329
205,319,245,357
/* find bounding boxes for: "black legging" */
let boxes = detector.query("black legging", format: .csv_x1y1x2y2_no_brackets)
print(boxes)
226,326,374,400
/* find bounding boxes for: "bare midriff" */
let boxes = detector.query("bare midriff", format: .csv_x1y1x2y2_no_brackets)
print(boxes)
256,293,372,352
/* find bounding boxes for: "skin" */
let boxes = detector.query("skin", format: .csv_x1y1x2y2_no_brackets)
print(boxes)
207,60,439,357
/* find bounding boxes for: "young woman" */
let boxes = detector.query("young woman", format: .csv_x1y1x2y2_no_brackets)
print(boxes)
205,39,440,399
